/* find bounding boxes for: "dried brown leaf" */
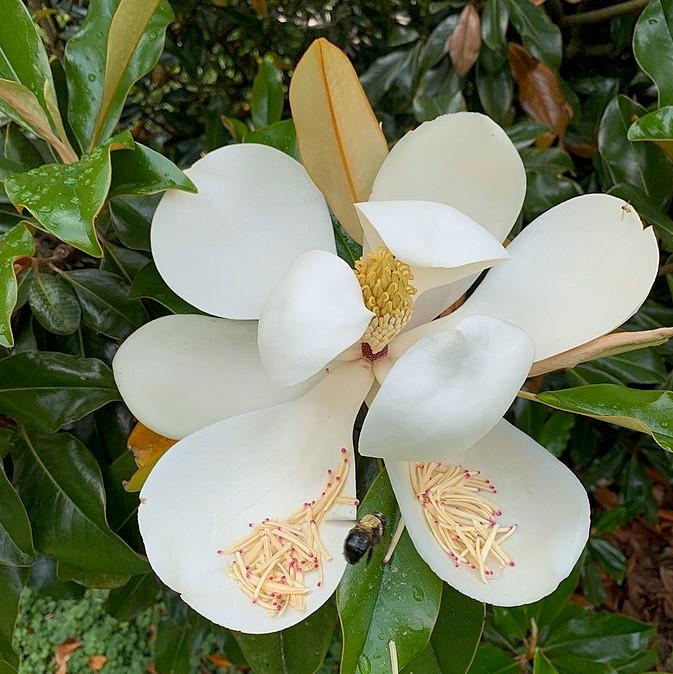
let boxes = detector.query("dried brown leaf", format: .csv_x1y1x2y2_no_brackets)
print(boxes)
89,655,108,672
208,654,233,668
55,639,83,674
508,42,573,141
447,4,482,77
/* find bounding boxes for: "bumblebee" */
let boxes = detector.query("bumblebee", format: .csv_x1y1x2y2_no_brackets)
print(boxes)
343,512,387,564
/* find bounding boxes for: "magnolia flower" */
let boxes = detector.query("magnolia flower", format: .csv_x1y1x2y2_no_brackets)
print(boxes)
113,112,658,634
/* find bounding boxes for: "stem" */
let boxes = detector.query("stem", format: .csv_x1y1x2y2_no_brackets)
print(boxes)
383,518,405,565
562,0,648,25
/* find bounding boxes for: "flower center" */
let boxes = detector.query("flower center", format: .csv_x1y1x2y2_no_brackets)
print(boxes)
355,247,416,357
219,449,357,615
411,462,516,583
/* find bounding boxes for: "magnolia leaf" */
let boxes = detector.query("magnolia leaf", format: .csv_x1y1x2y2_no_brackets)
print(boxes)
251,54,284,129
234,601,338,674
0,223,34,348
5,133,135,257
0,461,35,567
11,428,149,576
27,272,81,335
338,471,442,674
106,573,161,621
124,423,176,493
628,106,673,161
529,328,673,377
62,268,148,339
109,143,197,197
520,385,673,452
508,0,561,69
0,2,75,161
0,351,120,432
633,0,673,108
130,261,201,314
448,4,482,77
65,0,173,151
0,80,76,163
0,565,24,670
598,95,673,212
508,43,572,141
533,650,559,674
289,38,389,243
243,119,299,159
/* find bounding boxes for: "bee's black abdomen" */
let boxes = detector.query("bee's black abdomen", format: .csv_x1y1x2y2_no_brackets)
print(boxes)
343,529,371,564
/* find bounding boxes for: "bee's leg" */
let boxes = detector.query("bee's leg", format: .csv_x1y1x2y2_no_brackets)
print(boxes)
366,547,374,565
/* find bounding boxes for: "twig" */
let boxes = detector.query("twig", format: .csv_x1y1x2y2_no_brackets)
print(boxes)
562,0,649,26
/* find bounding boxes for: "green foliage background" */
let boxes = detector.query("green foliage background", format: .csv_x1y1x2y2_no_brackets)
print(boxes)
3,0,673,673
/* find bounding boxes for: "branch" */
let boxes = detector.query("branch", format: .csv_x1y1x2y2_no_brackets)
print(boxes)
562,0,649,26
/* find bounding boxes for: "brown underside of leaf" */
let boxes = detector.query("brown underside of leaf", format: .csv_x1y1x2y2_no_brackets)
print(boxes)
289,38,389,243
508,42,573,141
124,422,176,492
529,327,673,376
448,4,482,77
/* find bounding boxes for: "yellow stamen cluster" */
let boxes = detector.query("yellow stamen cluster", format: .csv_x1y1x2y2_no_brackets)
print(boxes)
220,450,356,615
411,462,516,583
355,247,416,354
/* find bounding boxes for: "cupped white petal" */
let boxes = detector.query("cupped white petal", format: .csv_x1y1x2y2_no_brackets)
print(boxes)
151,144,335,320
360,315,534,461
390,194,660,362
258,250,373,385
388,419,590,606
113,315,322,440
370,113,526,243
355,200,508,295
138,360,374,633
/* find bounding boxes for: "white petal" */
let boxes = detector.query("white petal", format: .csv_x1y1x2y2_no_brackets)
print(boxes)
138,360,374,633
360,316,534,461
388,419,590,606
151,144,335,320
355,200,508,295
258,250,373,386
113,315,322,440
391,194,660,362
370,113,526,244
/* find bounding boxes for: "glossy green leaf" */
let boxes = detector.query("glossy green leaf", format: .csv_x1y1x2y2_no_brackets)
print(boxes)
234,600,337,674
0,351,120,432
338,471,442,674
27,272,81,335
534,650,559,674
27,556,85,600
524,385,673,452
0,79,73,163
401,645,442,674
419,15,458,73
476,56,513,127
628,106,673,143
109,143,197,198
251,55,284,129
5,133,136,257
0,460,35,567
56,561,132,590
567,348,666,387
508,0,562,69
62,268,148,339
543,613,655,663
506,119,548,149
130,261,201,314
0,1,54,111
64,0,174,151
482,0,509,51
468,645,519,673
3,124,45,171
101,241,150,283
109,195,155,251
11,427,148,576
424,584,485,674
0,565,24,671
598,96,673,211
244,119,298,159
0,223,34,348
523,171,581,221
155,593,208,674
608,182,673,239
633,0,673,107
537,412,574,458
106,573,161,622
